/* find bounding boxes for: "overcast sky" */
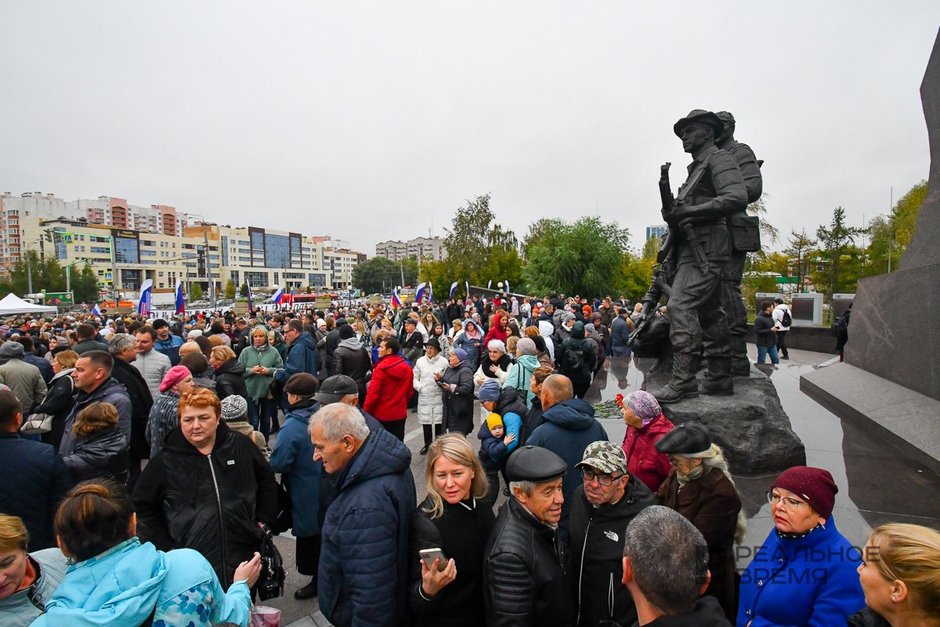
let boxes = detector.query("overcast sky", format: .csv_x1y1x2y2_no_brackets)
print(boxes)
2,2,938,256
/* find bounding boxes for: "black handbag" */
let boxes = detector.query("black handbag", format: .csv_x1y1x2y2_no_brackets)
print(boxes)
271,477,292,534
257,524,286,601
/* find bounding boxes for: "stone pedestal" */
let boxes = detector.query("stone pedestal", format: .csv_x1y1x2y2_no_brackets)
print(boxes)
641,359,806,475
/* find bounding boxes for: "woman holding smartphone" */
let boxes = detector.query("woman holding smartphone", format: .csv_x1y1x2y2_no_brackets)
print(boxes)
408,433,493,627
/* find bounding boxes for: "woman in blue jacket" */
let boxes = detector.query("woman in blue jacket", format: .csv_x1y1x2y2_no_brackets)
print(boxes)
269,373,323,601
33,479,260,626
738,466,865,626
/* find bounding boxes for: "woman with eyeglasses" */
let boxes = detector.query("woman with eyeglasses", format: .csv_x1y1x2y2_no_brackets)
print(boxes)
654,422,744,621
737,466,865,626
851,523,940,627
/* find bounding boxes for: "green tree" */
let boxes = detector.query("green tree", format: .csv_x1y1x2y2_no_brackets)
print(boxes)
224,280,236,299
240,283,250,298
866,180,927,275
8,251,66,295
522,216,630,297
352,256,418,294
783,229,817,293
444,194,522,291
71,264,100,303
190,283,204,301
813,206,864,300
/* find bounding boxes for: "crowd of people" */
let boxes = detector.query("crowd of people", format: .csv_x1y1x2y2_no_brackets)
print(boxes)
0,293,936,627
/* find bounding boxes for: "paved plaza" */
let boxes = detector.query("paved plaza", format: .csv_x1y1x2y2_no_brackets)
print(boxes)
268,346,940,627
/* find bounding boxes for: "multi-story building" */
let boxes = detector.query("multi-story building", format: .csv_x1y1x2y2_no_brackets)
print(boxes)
215,225,334,292
19,216,215,297
646,224,668,241
5,192,364,295
375,236,445,262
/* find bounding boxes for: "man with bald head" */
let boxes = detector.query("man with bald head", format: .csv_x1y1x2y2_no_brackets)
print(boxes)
525,374,608,527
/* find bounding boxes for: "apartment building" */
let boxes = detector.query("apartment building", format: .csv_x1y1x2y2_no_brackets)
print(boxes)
375,236,445,262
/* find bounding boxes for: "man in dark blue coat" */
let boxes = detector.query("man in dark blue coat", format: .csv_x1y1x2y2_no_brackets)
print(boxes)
274,320,319,409
527,374,608,527
0,389,73,549
311,402,416,627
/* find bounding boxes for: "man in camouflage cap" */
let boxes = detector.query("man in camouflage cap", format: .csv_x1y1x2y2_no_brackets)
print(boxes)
567,440,657,627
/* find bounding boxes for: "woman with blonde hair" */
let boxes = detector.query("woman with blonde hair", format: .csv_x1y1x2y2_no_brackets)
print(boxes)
852,523,940,626
408,433,492,627
34,349,79,449
0,514,68,626
209,345,247,401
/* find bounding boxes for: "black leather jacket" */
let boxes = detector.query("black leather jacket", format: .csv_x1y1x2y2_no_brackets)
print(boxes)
484,497,573,627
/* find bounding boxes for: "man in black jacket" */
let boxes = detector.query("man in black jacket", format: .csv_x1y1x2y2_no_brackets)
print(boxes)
484,445,573,627
622,506,731,626
567,441,656,627
109,333,154,490
332,325,371,405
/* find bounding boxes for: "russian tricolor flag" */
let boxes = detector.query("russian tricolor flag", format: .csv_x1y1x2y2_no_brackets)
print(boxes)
271,286,284,304
415,282,427,305
391,289,402,309
175,281,185,314
449,282,458,299
137,279,153,317
92,303,101,316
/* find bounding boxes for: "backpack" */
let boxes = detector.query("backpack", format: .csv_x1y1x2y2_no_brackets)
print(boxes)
781,309,792,327
563,345,585,373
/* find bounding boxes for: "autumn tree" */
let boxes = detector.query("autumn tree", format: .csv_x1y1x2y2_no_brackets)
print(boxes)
814,206,864,301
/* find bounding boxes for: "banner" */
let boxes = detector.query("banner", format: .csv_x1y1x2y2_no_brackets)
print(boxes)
175,281,185,314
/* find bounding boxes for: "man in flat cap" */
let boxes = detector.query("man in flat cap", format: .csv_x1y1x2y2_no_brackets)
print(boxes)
715,111,764,377
566,441,656,627
484,445,574,627
649,109,747,402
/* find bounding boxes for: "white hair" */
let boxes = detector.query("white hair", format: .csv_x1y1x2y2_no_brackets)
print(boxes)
308,403,369,441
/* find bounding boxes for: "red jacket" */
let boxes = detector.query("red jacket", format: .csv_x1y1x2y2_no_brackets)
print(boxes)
621,414,675,493
363,354,414,422
483,319,509,347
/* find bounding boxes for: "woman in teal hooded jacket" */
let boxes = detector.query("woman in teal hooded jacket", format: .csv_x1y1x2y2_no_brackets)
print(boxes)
32,480,260,627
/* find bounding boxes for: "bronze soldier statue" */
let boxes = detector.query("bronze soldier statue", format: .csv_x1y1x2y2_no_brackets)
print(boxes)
715,111,763,376
646,110,747,403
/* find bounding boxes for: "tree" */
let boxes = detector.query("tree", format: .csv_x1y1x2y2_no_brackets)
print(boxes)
224,280,236,299
71,264,100,303
522,216,631,297
352,256,418,294
814,207,864,301
783,229,817,293
240,283,250,298
190,283,204,301
866,180,927,275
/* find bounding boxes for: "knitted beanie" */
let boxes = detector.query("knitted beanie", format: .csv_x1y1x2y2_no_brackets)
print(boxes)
220,394,249,422
479,379,501,402
625,390,663,426
517,338,537,356
772,466,838,520
485,413,504,431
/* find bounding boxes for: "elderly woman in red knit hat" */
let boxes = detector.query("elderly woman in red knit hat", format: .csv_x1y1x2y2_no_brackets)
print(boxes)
738,465,865,626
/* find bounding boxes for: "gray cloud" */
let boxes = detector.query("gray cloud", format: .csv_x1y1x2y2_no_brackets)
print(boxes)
1,1,937,254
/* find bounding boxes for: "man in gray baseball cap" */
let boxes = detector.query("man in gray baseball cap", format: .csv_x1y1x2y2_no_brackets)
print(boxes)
568,441,657,627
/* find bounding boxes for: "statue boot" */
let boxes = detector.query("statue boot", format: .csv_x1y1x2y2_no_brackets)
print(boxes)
701,356,734,396
731,358,752,377
654,352,699,404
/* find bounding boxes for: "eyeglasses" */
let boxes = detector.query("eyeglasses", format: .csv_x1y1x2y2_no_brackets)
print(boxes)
767,491,807,510
667,455,686,466
581,468,622,486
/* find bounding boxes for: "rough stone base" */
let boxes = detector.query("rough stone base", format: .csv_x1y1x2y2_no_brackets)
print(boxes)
640,357,806,475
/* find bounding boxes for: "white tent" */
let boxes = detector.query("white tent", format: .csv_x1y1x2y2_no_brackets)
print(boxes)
0,293,58,315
